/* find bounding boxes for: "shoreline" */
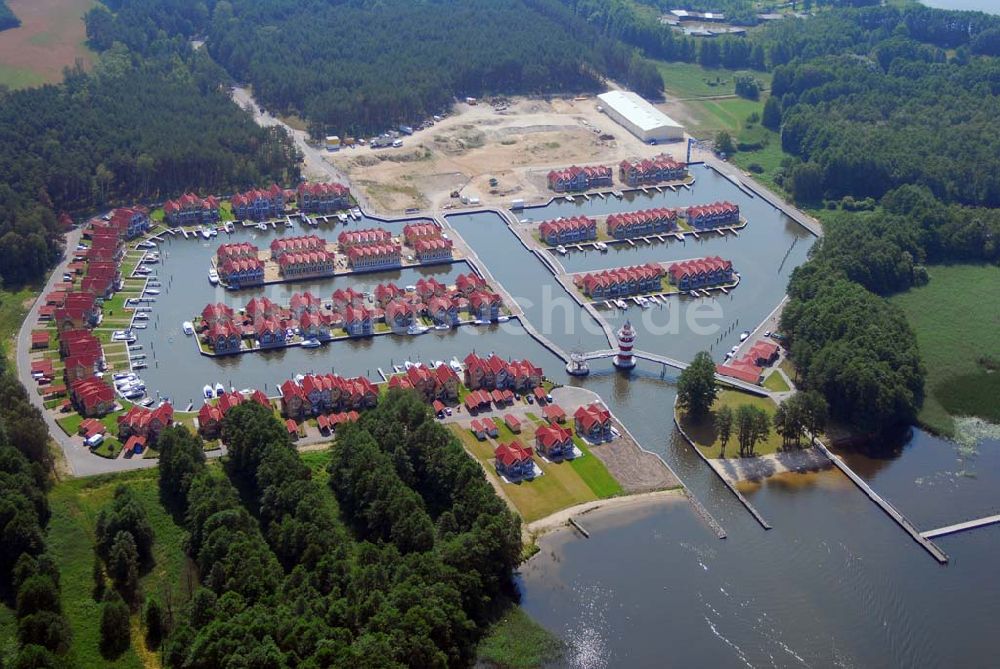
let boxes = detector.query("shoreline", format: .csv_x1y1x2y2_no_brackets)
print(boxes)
708,447,833,485
525,487,685,539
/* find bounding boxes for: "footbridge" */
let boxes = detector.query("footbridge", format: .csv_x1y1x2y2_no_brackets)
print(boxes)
921,514,1000,540
578,349,769,396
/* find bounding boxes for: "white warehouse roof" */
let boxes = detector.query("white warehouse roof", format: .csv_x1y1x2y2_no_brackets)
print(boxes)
597,91,682,134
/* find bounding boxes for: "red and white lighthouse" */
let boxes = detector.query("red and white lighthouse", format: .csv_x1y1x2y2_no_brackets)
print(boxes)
613,320,636,369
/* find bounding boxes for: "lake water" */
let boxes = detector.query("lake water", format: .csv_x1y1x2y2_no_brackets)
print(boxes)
132,167,1000,667
921,0,1000,14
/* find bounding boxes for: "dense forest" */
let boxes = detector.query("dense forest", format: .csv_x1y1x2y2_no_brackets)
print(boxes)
85,0,665,136
0,44,298,286
154,393,522,667
768,5,1000,433
0,1,19,31
0,350,72,665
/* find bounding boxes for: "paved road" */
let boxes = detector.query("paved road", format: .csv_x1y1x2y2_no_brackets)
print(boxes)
230,87,371,211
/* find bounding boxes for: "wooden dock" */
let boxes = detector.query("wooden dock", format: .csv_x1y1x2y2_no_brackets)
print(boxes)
921,514,1000,539
812,438,949,563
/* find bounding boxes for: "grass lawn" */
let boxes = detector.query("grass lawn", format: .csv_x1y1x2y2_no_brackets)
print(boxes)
678,389,783,459
0,283,43,360
656,61,772,99
763,370,790,393
476,605,564,669
889,264,1000,435
684,96,764,137
730,131,787,192
449,419,622,523
47,467,190,668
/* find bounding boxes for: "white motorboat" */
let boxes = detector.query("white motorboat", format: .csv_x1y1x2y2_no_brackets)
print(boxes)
564,194,575,202
637,296,650,309
214,383,226,396
556,245,567,255
285,220,293,228
497,315,510,323
208,268,219,285
138,397,155,407
200,228,212,240
449,358,463,373
123,389,145,400
407,323,429,336
224,221,235,233
133,312,149,320
739,330,750,342
595,241,608,252
145,288,160,295
257,221,268,231
405,284,417,292
350,208,362,220
203,385,214,399
337,213,349,223
182,321,195,335
131,361,147,369
132,323,147,329
433,324,450,331
301,338,321,348
615,299,627,309
113,372,135,381
209,227,218,237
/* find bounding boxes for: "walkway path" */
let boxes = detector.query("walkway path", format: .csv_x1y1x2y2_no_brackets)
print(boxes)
921,514,1000,539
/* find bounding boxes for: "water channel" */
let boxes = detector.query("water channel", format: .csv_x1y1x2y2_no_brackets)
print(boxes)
133,167,999,667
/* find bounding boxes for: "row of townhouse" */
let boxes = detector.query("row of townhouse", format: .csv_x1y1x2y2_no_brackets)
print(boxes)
346,243,401,270
217,241,264,287
618,155,688,187
666,256,735,291
279,373,378,420
402,222,441,245
199,303,242,354
197,389,272,439
338,227,391,249
414,237,454,263
463,353,544,393
296,182,350,213
684,201,740,229
60,329,104,386
106,207,151,240
163,193,219,227
386,364,461,403
538,216,597,246
117,403,174,450
547,165,614,193
270,234,326,259
575,263,665,299
277,250,337,279
69,377,115,417
606,208,678,239
231,184,286,221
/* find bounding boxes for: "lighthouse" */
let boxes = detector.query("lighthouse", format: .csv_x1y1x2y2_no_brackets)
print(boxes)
613,320,636,369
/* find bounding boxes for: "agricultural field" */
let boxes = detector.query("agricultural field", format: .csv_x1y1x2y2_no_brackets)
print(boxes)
0,0,96,89
890,264,1000,435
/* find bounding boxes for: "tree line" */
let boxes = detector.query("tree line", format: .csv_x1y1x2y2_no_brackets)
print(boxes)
154,391,521,667
0,352,72,666
0,41,299,287
0,0,19,31
85,0,667,137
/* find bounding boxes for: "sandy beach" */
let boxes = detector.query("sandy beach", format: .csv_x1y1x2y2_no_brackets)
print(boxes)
525,487,685,538
708,447,832,484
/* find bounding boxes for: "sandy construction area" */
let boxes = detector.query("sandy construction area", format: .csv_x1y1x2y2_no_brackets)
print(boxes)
327,96,690,214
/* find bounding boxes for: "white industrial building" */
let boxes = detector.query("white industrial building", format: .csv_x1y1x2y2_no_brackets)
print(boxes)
597,90,684,144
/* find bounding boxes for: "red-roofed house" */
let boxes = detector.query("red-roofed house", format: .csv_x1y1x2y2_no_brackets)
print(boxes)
574,403,612,443
667,256,734,291
619,155,687,187
70,378,115,417
414,237,453,263
118,403,174,443
504,414,522,433
715,359,763,384
198,403,224,438
606,208,678,239
547,165,612,192
684,201,739,229
538,216,597,245
542,404,566,424
164,193,220,226
344,305,374,337
231,184,285,221
296,182,350,213
494,440,535,480
535,424,574,459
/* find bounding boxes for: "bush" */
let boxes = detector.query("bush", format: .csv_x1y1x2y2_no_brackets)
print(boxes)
748,163,765,174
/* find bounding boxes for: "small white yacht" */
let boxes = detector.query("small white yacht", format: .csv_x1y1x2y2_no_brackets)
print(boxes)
208,268,219,285
301,338,321,348
203,385,214,399
182,321,195,335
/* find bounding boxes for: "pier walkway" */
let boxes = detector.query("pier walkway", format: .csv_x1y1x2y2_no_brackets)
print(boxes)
811,438,949,564
921,514,1000,539
581,349,770,395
